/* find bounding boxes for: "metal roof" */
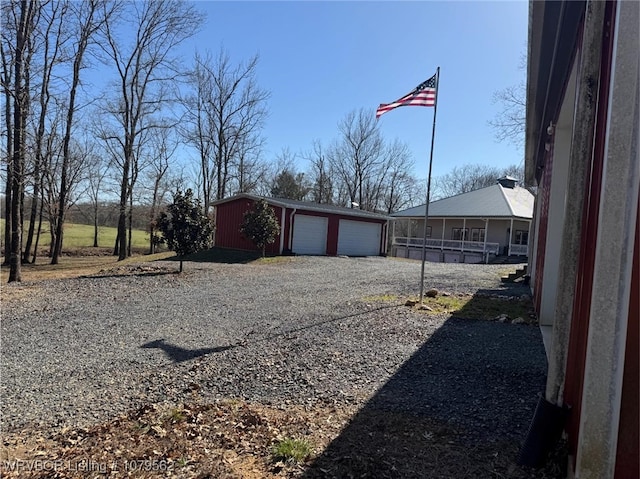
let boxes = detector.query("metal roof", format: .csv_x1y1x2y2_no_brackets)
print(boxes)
391,184,534,219
212,193,392,220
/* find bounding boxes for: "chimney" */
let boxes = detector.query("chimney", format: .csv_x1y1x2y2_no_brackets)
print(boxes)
497,176,518,189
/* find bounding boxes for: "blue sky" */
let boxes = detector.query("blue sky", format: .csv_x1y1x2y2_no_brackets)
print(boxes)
183,1,528,180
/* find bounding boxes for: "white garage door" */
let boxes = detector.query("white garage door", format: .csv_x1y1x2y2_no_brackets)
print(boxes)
292,214,328,255
337,220,382,256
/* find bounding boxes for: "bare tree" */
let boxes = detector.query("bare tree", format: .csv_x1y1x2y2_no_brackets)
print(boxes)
181,51,215,212
143,128,176,254
1,2,16,266
100,0,204,260
433,163,525,199
380,139,418,213
23,0,68,263
489,53,526,149
329,108,386,211
304,140,334,204
489,83,526,148
229,125,266,195
81,146,111,248
50,0,111,264
5,0,36,282
315,109,420,212
181,49,269,210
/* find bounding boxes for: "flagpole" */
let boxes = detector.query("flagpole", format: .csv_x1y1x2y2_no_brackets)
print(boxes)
419,66,440,304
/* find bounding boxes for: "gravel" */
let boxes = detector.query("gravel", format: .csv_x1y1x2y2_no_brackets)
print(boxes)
1,256,545,444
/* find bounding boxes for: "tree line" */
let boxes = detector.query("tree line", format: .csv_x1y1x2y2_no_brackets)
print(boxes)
1,1,524,283
0,0,423,283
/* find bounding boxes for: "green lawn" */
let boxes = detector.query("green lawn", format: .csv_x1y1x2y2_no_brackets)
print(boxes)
0,219,149,251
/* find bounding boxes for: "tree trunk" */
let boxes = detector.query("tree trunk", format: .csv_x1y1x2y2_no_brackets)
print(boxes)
3,155,12,266
8,0,34,282
127,190,133,257
23,167,40,262
2,49,12,266
149,225,155,255
93,200,99,247
48,218,56,257
116,156,129,260
32,189,45,263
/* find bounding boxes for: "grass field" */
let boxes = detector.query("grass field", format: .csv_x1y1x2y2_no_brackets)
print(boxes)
0,219,158,283
0,219,149,251
0,216,280,283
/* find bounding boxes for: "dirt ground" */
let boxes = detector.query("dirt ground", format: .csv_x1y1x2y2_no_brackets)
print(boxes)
1,397,567,479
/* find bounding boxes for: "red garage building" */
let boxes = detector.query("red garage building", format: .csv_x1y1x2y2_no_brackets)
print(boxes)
212,194,390,257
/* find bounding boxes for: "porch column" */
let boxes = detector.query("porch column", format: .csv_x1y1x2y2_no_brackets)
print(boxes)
508,218,514,256
406,219,411,257
484,218,489,263
392,218,396,243
441,218,445,251
462,218,466,253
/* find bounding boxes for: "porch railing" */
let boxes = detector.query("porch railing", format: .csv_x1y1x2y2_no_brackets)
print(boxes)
393,237,500,255
509,244,529,256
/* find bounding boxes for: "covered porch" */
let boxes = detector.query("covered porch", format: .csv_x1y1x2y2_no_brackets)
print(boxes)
391,216,531,263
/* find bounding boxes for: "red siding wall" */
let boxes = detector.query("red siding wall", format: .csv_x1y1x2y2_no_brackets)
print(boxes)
533,149,554,312
215,198,387,256
615,197,639,479
214,198,283,254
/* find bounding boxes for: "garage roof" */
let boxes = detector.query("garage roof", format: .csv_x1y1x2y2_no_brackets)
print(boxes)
213,194,392,220
391,183,534,219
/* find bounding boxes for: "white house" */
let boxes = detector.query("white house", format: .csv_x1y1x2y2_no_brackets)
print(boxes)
391,177,534,263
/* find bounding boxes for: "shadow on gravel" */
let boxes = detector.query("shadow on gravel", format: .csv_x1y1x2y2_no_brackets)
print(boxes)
248,304,402,345
301,316,556,479
161,247,263,264
82,270,178,279
140,339,236,363
450,291,535,323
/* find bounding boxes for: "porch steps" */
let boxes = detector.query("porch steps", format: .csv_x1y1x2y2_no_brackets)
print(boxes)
501,266,527,283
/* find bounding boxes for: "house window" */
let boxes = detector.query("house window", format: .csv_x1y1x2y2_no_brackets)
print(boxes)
452,228,468,241
425,226,432,238
471,228,485,242
515,230,529,245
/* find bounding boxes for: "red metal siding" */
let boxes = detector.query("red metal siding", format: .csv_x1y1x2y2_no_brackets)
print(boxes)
615,196,640,479
216,198,386,256
326,215,339,254
533,149,554,312
215,198,283,254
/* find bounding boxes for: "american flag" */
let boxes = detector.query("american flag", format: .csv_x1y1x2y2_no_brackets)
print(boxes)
376,73,437,118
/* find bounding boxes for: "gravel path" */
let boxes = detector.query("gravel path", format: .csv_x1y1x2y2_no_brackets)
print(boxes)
1,256,544,444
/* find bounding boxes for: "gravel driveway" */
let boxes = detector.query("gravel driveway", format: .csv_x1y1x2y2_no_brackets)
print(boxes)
1,256,544,446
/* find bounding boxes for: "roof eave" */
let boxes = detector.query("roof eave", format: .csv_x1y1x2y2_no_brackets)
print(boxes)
525,0,586,186
213,194,391,221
